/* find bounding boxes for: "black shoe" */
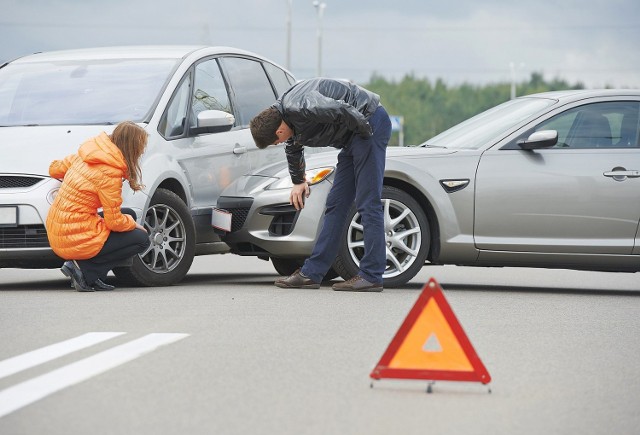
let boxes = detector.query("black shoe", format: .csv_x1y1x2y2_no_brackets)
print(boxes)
90,279,115,291
61,260,94,292
60,261,74,288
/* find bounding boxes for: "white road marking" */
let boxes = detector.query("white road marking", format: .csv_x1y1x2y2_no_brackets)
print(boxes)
0,333,189,418
0,332,125,380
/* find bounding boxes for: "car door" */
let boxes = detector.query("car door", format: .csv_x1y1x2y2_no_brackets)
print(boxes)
218,57,290,171
160,57,256,210
474,100,640,255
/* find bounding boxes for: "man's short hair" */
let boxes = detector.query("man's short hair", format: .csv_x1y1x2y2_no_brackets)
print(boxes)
250,107,282,149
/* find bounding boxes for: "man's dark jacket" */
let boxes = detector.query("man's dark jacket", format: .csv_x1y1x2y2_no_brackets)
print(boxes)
272,78,380,184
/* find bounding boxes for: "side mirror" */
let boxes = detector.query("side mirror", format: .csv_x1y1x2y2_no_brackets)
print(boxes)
518,130,558,150
192,110,235,135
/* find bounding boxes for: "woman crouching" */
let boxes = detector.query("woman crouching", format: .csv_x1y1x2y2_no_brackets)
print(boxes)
46,121,151,291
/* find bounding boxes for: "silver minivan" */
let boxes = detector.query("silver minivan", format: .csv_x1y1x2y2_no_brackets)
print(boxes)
0,45,313,286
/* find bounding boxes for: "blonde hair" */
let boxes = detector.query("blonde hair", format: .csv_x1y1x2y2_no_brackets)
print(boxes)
109,121,148,191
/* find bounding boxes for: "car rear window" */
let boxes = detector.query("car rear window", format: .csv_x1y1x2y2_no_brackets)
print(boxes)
0,59,178,126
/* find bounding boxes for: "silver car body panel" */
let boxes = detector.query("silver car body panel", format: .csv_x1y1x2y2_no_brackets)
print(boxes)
0,45,301,269
221,177,333,256
218,89,640,275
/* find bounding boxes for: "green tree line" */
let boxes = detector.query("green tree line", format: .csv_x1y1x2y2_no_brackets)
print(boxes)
361,72,585,146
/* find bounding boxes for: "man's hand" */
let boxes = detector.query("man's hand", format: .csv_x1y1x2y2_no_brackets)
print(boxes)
290,182,310,210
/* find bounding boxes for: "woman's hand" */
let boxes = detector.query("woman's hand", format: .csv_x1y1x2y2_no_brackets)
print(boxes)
135,222,148,233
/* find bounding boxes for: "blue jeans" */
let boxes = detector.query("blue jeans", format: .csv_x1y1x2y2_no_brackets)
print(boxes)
301,105,391,284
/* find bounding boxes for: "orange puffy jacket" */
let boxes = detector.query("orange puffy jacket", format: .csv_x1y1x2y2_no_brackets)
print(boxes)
46,132,137,260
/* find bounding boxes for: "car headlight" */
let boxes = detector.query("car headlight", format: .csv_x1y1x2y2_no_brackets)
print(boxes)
267,167,335,190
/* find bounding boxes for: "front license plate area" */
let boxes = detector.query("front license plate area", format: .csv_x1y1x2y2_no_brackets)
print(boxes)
211,207,232,232
0,206,18,227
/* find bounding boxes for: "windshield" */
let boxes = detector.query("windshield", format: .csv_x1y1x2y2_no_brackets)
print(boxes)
419,97,556,150
0,58,178,126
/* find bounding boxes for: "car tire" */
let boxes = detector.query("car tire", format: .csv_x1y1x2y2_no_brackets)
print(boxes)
271,257,339,281
113,188,195,286
333,186,430,288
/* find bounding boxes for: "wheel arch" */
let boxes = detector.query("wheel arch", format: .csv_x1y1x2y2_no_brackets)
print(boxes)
383,177,441,262
156,178,188,205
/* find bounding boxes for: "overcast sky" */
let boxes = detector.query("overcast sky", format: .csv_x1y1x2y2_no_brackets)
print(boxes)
2,0,639,90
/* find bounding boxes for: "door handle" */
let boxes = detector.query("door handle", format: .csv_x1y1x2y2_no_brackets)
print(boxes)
604,168,640,181
233,145,247,155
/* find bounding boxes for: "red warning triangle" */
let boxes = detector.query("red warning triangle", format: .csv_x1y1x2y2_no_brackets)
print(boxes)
370,277,491,384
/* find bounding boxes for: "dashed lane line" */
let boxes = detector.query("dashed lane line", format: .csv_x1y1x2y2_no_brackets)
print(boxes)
0,332,125,380
0,333,189,418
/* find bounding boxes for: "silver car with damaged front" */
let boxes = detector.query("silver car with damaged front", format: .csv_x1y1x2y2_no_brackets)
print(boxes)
218,89,640,287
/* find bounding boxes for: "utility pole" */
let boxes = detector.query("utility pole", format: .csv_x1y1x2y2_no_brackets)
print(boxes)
312,1,326,77
286,0,292,71
510,61,524,99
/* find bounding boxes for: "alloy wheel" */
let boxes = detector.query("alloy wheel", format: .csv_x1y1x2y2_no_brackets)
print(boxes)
141,203,187,274
347,198,422,278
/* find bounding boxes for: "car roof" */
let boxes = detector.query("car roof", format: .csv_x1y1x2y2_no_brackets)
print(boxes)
9,45,266,63
524,88,640,101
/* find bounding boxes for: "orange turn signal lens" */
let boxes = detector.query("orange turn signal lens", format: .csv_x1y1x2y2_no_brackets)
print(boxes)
307,168,334,185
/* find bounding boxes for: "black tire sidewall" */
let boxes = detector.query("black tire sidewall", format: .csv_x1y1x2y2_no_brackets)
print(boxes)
114,188,195,286
271,257,304,276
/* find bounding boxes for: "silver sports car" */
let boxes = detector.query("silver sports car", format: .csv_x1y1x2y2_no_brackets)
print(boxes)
217,89,640,287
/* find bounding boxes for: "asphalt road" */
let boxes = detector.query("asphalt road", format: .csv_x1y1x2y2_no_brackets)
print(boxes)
1,255,639,435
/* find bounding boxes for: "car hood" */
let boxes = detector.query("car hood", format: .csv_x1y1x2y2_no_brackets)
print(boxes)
0,125,120,176
386,146,458,158
248,146,456,178
249,149,340,178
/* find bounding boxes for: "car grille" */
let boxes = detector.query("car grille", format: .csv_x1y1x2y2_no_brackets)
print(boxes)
0,225,50,248
222,207,250,232
216,197,255,233
0,176,44,189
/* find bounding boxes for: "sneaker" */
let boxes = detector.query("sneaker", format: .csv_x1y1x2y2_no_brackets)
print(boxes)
275,269,320,289
332,275,383,292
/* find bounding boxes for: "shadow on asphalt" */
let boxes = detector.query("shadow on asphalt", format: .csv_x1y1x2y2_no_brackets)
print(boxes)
1,271,639,296
0,272,279,291
432,282,640,296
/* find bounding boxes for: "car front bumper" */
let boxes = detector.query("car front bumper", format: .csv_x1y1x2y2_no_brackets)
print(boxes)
0,176,62,267
217,178,333,258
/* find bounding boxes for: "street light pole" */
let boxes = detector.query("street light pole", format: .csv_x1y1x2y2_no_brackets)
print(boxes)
286,0,292,71
510,62,516,100
510,61,525,100
312,1,326,77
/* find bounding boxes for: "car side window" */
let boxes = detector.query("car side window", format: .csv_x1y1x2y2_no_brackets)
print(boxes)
263,62,294,97
159,74,192,138
219,57,278,127
190,59,232,129
613,104,640,147
505,101,640,149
